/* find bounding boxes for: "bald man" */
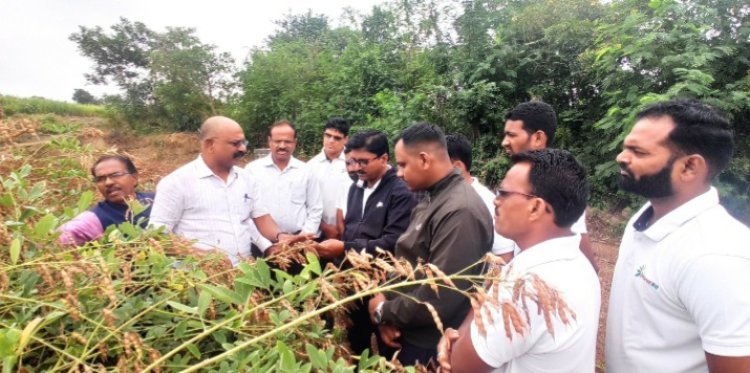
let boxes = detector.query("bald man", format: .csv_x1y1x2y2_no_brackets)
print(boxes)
150,116,288,264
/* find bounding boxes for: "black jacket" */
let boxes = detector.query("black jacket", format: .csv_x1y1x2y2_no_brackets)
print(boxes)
342,168,417,255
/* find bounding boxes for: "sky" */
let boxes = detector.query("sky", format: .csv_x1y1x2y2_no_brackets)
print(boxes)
0,0,384,102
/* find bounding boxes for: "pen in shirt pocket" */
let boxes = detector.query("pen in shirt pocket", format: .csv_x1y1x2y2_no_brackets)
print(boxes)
243,193,250,202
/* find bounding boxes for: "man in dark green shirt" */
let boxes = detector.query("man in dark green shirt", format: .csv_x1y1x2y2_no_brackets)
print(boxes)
368,123,493,366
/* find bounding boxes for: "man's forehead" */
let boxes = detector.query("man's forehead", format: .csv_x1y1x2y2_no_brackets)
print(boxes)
504,119,526,132
324,128,345,137
626,116,675,146
502,162,530,186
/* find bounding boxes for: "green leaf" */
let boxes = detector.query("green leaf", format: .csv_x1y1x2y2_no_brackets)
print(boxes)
77,191,94,212
186,343,201,359
167,301,198,315
9,238,21,265
199,284,244,305
305,252,321,275
34,213,57,237
197,291,212,318
306,344,327,369
28,182,46,201
276,341,296,371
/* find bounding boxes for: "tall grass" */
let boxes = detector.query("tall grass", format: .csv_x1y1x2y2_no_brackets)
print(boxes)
1,94,107,117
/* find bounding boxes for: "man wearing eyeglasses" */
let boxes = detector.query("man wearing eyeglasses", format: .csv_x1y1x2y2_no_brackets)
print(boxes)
246,120,323,239
315,129,417,356
58,154,154,245
307,118,352,239
150,116,289,264
437,149,600,373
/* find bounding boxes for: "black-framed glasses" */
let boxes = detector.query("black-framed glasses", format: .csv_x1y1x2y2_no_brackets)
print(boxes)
346,155,381,167
494,188,540,200
94,172,131,184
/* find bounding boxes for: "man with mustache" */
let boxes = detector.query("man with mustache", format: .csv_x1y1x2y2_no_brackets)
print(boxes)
307,118,352,239
150,116,287,264
246,120,323,238
606,100,750,372
501,101,598,271
58,154,154,245
368,123,493,366
315,130,417,356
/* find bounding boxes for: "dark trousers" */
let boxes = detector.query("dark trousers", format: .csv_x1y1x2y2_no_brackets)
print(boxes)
347,298,396,358
397,340,437,367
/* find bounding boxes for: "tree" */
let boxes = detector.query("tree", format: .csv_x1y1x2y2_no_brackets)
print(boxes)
72,89,98,104
70,18,237,131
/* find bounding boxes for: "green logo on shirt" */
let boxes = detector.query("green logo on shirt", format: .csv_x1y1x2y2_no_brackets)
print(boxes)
635,265,659,290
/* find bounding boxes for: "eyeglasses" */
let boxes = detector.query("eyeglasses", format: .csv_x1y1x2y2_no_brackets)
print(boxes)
227,139,249,148
94,171,131,184
346,155,380,167
494,188,540,200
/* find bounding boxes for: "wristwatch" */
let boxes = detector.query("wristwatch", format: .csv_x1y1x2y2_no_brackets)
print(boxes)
373,301,384,325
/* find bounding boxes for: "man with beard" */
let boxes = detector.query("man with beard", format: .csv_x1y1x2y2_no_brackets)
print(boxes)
315,130,417,356
368,123,493,366
246,120,323,237
150,116,288,264
501,101,598,271
308,118,352,239
606,100,750,372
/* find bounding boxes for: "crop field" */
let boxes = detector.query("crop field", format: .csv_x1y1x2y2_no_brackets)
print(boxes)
0,116,620,372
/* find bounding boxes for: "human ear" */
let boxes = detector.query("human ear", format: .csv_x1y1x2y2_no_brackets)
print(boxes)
680,154,708,182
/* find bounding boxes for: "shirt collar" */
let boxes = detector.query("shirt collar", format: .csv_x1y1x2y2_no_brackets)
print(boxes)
260,154,303,170
194,155,240,181
316,148,346,163
426,169,462,197
506,235,582,274
633,187,720,241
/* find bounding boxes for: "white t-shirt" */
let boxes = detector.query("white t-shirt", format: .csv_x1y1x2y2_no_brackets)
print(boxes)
471,235,601,372
246,155,323,234
150,155,272,263
470,177,517,255
606,187,750,373
308,150,350,225
337,179,362,218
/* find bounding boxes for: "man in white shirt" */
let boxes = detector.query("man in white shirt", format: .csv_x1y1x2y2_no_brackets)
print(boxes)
605,99,750,372
246,120,323,236
446,134,517,262
501,101,598,272
437,149,600,373
307,118,351,239
149,116,287,264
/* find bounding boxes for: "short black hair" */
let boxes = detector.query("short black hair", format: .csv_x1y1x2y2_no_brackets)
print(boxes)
446,133,473,172
325,117,350,137
394,122,447,149
505,101,557,146
510,149,588,228
269,119,297,138
346,129,389,157
636,99,734,180
91,154,137,177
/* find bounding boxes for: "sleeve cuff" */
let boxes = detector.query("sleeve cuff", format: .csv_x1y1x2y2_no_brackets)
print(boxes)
255,236,273,253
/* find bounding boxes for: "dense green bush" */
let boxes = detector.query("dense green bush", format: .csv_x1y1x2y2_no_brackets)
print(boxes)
1,95,106,117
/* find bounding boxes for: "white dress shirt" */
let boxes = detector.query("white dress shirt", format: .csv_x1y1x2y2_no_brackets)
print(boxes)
246,155,323,234
149,155,272,264
606,187,750,373
471,235,601,372
308,149,351,225
471,177,517,255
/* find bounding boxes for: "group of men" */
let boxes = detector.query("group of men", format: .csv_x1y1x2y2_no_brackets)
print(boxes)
63,98,750,372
